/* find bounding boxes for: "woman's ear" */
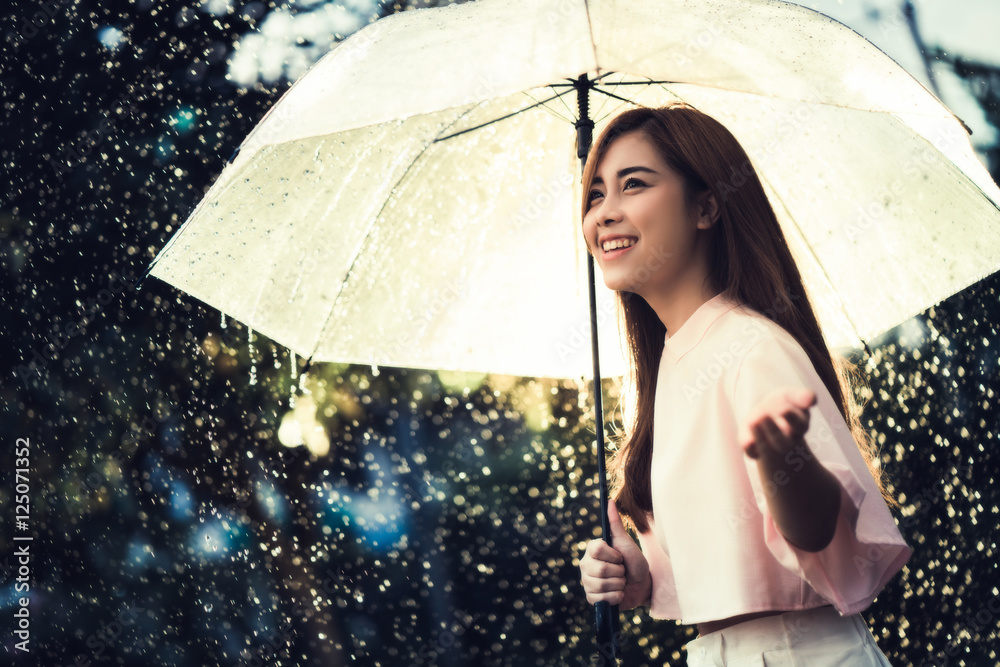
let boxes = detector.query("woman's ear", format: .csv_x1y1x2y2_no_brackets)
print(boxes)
695,192,719,230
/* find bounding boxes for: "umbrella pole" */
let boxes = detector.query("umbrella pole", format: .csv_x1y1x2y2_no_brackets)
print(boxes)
575,73,621,664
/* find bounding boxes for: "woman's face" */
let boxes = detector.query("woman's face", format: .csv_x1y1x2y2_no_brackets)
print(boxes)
582,131,714,297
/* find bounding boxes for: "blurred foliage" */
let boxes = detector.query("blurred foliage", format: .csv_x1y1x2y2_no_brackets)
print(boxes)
1,1,998,666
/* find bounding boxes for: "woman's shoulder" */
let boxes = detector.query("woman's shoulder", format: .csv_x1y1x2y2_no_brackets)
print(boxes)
714,301,802,357
715,304,828,397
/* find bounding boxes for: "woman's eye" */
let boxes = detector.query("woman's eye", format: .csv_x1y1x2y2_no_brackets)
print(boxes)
587,190,604,205
623,178,647,191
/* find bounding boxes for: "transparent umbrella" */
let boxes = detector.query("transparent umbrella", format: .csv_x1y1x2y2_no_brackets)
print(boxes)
137,0,1000,660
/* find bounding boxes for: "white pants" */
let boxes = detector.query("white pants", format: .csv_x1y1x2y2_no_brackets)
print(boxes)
684,605,892,666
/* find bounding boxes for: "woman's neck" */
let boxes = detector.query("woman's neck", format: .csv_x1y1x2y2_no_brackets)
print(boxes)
646,284,722,338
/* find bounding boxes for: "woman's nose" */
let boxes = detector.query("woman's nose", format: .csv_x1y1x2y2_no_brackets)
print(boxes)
597,198,623,226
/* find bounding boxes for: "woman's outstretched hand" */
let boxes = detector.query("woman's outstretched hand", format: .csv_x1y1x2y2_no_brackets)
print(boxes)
579,500,652,610
739,387,817,459
739,386,842,552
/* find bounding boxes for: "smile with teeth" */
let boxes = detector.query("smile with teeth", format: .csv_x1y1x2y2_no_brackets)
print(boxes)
602,237,637,253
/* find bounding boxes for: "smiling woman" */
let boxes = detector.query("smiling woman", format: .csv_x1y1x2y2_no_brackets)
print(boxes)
577,105,911,666
582,132,720,336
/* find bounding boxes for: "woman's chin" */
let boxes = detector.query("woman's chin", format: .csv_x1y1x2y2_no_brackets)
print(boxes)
602,276,637,294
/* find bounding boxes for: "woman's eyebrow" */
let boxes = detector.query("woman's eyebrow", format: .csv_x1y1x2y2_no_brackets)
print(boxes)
592,166,660,185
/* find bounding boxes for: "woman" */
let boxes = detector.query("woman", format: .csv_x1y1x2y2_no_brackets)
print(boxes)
577,105,911,665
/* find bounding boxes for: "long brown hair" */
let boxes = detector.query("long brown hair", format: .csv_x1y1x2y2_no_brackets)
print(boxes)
580,104,892,534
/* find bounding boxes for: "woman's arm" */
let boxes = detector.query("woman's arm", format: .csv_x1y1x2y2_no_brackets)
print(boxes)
740,387,842,552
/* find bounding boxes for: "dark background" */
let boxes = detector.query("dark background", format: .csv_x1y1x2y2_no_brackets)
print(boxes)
1,0,998,665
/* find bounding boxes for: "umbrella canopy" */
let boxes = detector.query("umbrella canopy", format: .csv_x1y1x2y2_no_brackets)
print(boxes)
142,0,1000,380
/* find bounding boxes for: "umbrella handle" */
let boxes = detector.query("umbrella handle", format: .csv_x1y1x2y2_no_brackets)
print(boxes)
595,599,621,663
594,477,621,662
579,90,620,663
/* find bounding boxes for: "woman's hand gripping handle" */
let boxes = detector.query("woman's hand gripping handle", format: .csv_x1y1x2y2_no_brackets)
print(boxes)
580,500,652,610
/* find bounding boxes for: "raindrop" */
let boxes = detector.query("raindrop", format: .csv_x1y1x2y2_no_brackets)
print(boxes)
371,364,380,377
288,352,298,408
220,312,227,329
249,327,257,386
203,603,213,612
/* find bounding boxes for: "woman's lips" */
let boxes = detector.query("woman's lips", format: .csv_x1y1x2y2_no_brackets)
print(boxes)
602,242,636,260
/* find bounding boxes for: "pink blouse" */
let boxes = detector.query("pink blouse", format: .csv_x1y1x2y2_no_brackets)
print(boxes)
635,292,911,624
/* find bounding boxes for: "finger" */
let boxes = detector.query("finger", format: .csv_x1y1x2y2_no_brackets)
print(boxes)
788,388,817,408
580,563,626,590
775,408,813,440
606,500,629,542
580,566,626,592
770,413,796,438
581,560,626,581
766,416,793,446
751,417,782,452
738,422,755,457
585,540,623,565
783,408,810,434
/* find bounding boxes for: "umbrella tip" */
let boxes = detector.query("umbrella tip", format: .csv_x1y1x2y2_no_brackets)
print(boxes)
134,261,155,291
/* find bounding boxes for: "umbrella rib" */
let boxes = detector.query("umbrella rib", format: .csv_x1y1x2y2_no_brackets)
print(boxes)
522,89,575,125
434,89,577,143
591,86,640,107
546,84,580,122
583,0,599,74
548,73,618,122
548,80,676,88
